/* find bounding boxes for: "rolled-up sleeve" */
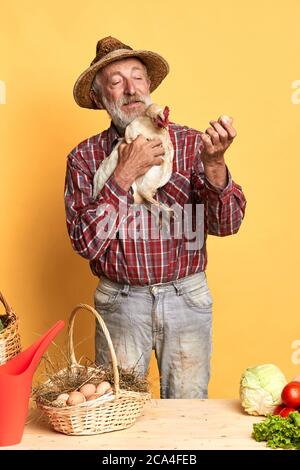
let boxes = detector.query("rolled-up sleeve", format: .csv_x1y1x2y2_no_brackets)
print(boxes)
191,142,247,236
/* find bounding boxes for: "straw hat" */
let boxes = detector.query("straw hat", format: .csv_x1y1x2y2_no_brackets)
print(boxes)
73,36,170,109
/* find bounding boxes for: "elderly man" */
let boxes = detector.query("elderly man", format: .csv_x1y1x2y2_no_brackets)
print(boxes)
65,36,246,398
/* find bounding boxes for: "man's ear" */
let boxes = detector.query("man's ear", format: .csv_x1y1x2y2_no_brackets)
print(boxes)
89,90,96,106
89,90,103,109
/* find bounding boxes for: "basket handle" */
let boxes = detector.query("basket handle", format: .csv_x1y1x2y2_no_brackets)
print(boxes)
0,291,13,316
67,303,120,396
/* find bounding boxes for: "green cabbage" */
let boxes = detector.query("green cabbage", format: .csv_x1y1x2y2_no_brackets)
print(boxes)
240,364,287,416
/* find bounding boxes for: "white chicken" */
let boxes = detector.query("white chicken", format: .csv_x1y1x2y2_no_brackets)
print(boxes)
93,103,174,210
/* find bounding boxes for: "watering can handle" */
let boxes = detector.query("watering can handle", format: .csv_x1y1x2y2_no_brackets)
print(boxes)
0,291,13,316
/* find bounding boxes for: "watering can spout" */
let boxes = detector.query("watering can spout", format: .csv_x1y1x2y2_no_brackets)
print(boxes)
0,320,64,446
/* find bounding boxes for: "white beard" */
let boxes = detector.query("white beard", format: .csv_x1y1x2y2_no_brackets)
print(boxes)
101,94,152,130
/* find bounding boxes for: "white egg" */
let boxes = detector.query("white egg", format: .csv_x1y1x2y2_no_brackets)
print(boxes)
96,381,112,396
57,393,69,401
219,115,233,125
52,398,67,407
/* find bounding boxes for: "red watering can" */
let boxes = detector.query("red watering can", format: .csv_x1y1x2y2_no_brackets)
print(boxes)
0,320,64,446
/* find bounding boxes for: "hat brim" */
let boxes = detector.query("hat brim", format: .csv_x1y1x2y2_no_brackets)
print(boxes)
73,49,169,109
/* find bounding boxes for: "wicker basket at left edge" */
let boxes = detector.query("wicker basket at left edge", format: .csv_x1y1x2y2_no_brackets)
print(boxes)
36,303,151,435
0,291,21,365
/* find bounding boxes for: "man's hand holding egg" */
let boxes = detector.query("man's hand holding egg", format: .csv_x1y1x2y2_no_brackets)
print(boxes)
201,115,236,164
200,115,237,189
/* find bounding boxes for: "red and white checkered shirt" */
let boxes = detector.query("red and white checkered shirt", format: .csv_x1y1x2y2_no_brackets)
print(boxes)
64,121,246,285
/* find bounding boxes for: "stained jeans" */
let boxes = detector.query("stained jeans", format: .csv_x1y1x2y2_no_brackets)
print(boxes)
94,272,213,398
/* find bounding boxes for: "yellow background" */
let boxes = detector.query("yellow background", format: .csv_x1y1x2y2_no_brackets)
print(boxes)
1,0,300,398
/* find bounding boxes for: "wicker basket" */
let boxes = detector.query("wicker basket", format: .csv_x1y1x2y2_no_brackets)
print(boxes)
0,291,21,365
37,303,150,435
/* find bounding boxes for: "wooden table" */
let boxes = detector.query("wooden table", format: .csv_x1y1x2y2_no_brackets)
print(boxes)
3,399,267,450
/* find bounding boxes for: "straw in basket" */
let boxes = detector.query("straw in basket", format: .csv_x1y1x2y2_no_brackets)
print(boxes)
0,291,21,365
37,303,151,435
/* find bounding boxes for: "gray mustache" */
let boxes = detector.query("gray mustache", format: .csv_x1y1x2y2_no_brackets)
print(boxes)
119,96,145,106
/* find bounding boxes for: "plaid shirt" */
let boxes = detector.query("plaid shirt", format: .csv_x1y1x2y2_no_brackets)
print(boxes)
64,121,246,285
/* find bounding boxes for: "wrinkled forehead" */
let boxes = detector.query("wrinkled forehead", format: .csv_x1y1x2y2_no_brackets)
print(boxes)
101,57,148,78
